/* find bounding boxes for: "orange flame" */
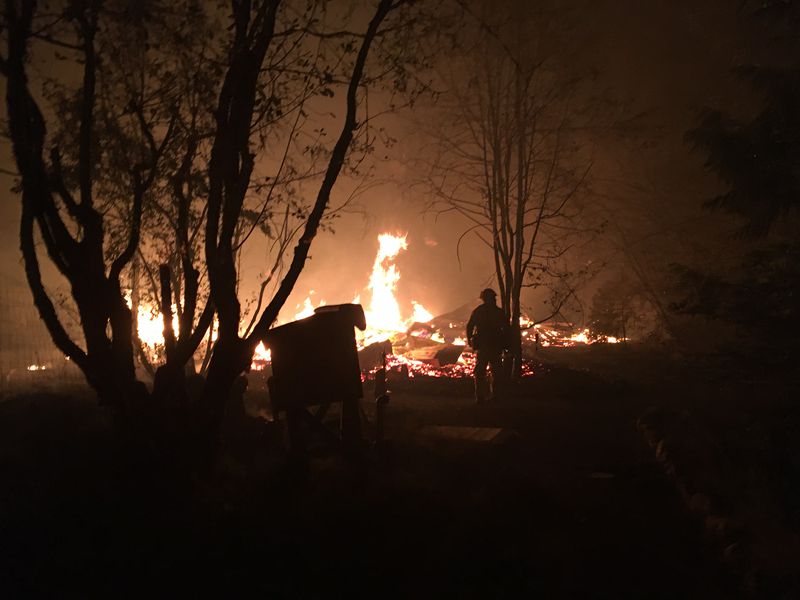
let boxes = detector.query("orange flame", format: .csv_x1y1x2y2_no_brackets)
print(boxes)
363,233,408,341
411,300,434,324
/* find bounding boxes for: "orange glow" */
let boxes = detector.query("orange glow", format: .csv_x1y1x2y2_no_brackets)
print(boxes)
251,341,272,370
135,303,180,349
568,329,591,344
363,233,408,343
411,300,434,323
357,233,436,346
124,292,182,363
373,351,535,379
122,231,625,380
290,294,326,321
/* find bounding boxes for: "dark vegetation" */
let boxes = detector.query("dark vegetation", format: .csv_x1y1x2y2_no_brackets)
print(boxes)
0,349,746,598
1,341,797,596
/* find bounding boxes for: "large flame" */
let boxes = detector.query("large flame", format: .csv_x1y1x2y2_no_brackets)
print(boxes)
122,230,621,380
252,341,271,368
356,233,435,346
411,300,434,324
124,292,183,363
136,303,180,349
363,233,408,340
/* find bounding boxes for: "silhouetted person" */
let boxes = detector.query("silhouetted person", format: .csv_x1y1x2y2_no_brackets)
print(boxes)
467,288,508,403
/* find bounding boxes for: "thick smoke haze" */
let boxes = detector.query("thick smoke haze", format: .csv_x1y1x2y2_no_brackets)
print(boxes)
263,0,752,321
0,0,761,327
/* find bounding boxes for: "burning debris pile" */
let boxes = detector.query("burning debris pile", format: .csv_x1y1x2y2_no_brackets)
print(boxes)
262,233,554,381
342,233,621,380
120,232,621,382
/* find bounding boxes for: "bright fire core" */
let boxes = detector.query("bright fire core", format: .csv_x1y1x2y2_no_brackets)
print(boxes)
129,231,617,377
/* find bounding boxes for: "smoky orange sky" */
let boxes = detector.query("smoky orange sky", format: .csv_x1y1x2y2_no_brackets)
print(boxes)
1,0,754,328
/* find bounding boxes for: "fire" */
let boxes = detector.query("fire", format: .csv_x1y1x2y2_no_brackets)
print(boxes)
123,292,183,363
535,324,627,347
356,233,435,346
363,233,408,341
121,230,625,381
373,351,536,379
291,293,326,321
411,301,433,324
568,329,591,345
136,303,180,349
251,341,271,370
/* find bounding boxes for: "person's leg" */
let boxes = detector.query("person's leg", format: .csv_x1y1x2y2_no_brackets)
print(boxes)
474,351,489,403
488,351,504,401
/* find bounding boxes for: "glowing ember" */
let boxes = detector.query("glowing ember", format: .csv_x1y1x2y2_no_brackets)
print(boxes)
26,364,47,371
568,329,591,344
370,351,536,380
535,324,627,347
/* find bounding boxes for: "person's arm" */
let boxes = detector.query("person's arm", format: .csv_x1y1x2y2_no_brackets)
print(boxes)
467,310,477,346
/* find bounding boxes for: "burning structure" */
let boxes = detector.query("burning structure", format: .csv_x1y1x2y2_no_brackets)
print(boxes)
2,231,622,396
113,232,622,384
251,233,621,382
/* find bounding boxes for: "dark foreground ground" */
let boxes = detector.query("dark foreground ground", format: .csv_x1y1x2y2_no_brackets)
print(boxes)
3,346,794,598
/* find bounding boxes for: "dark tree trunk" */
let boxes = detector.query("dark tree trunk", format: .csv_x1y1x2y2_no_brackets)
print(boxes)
198,336,251,462
508,307,523,381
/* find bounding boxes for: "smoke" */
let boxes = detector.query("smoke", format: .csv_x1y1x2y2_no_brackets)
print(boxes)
235,181,497,326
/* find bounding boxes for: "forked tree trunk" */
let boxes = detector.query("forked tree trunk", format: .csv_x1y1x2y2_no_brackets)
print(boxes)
5,0,402,467
197,0,397,462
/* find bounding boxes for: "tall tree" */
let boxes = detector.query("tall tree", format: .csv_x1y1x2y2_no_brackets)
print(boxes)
1,0,418,457
677,0,800,353
687,0,800,238
422,1,593,377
